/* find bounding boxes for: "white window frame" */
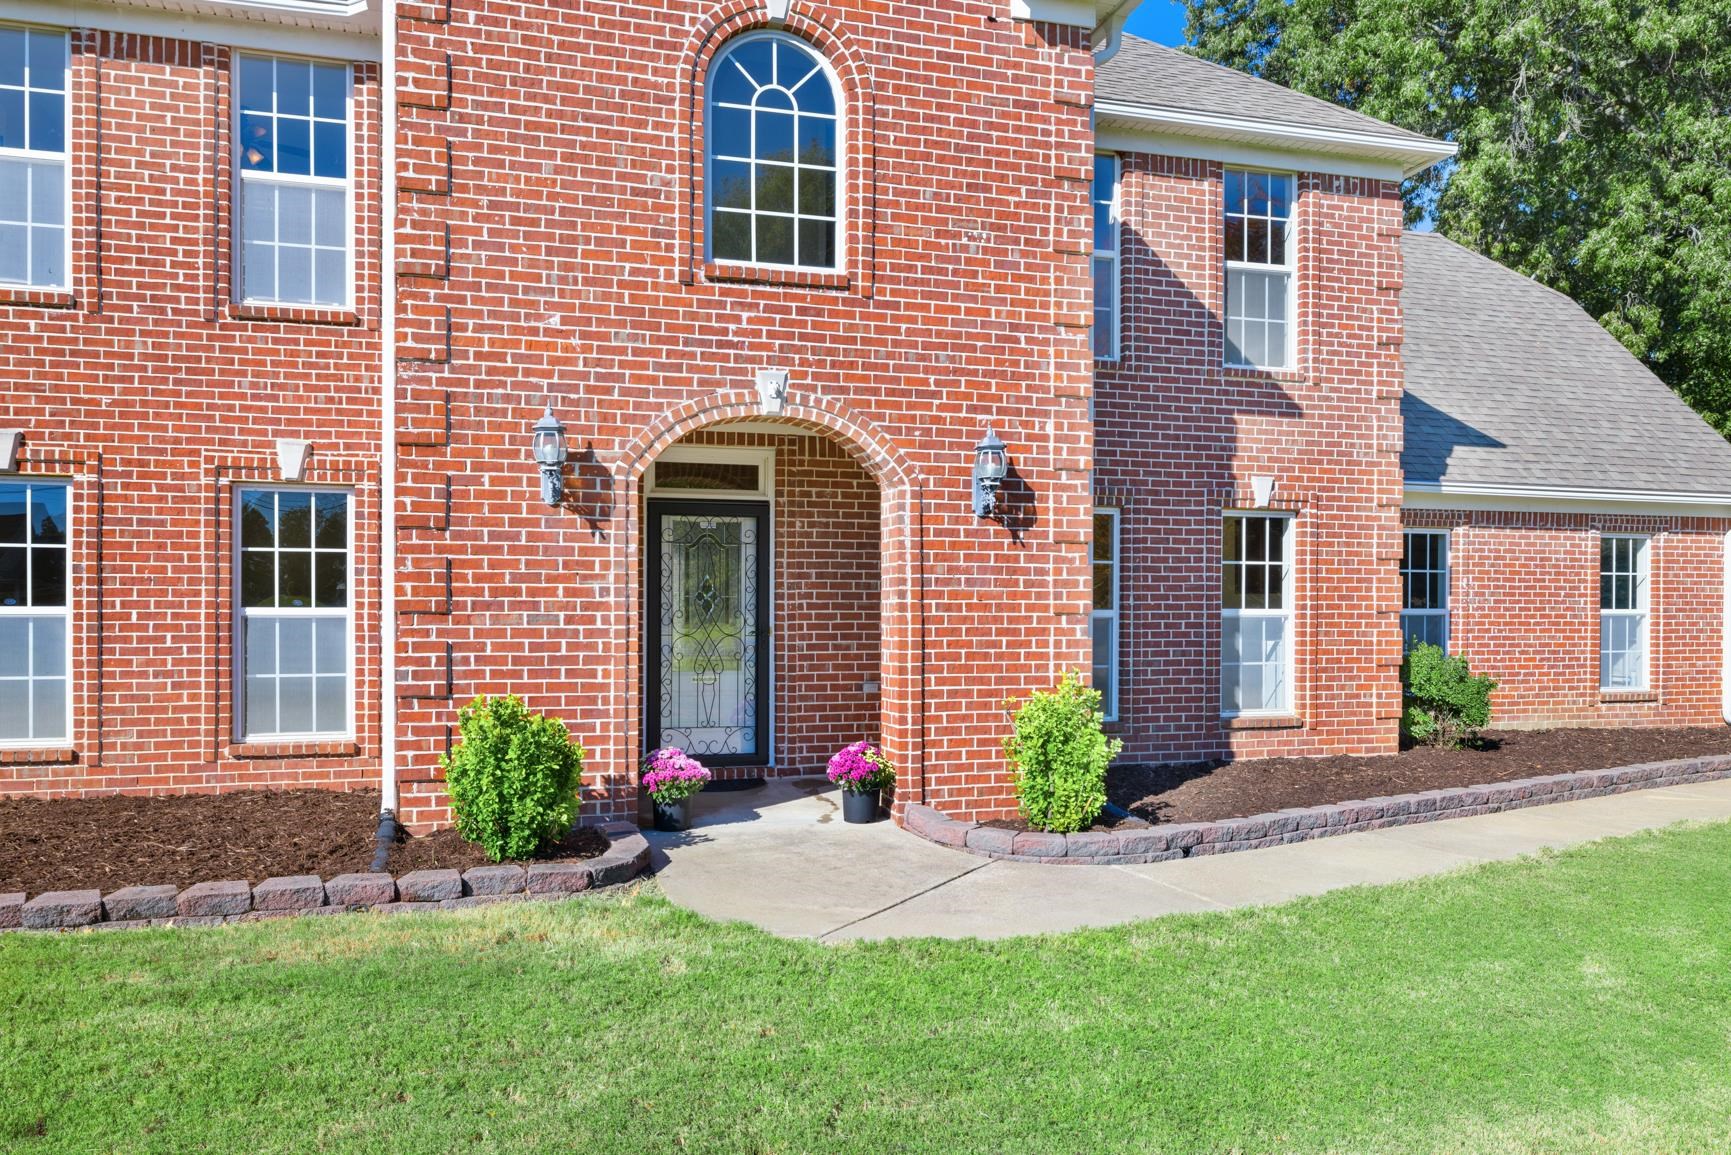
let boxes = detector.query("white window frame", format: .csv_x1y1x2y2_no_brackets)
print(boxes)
647,445,776,500
233,486,355,742
1221,510,1294,717
0,478,72,748
1091,506,1120,722
1400,530,1450,652
1223,168,1296,371
0,23,72,291
703,29,845,273
231,53,355,309
1092,153,1120,362
1600,534,1650,692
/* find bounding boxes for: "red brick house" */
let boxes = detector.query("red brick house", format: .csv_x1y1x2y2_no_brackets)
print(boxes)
2,1,1727,830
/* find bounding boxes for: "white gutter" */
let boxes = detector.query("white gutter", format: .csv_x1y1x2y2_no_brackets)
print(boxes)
1404,480,1731,508
1094,98,1457,177
379,0,399,815
1090,0,1134,64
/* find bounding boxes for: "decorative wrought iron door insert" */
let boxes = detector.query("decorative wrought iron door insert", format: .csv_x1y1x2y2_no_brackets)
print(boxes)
646,500,770,765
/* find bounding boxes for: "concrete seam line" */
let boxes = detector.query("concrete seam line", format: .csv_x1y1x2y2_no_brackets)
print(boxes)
814,860,994,941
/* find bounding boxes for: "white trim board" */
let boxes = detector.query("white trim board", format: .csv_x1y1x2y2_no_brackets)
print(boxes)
1094,127,1408,184
0,0,381,60
1095,99,1455,179
1405,483,1731,519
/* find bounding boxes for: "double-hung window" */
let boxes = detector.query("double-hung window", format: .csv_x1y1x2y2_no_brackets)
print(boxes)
1400,530,1449,651
235,55,351,307
1222,512,1292,715
0,25,69,289
1092,154,1119,360
238,489,351,739
1091,507,1119,721
1600,535,1649,691
1224,169,1294,370
0,481,69,746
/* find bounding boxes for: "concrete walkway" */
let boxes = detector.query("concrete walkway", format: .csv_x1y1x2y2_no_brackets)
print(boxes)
646,775,1731,940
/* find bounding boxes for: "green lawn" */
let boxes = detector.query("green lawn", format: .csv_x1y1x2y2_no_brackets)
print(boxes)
7,824,1731,1154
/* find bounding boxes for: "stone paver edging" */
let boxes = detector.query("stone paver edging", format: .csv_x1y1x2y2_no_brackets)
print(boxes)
1,822,650,933
903,753,1731,865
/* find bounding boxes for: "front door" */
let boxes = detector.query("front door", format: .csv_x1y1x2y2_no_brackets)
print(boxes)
647,500,770,765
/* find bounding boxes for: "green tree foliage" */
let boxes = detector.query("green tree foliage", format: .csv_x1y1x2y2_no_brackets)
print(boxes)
1401,643,1497,748
442,694,586,862
1003,672,1122,834
1183,0,1731,432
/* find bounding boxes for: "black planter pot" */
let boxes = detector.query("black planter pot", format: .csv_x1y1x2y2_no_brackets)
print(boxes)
842,788,881,824
652,796,692,832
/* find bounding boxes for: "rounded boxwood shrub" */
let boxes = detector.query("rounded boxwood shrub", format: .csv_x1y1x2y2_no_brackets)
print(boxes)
441,694,586,862
1003,671,1121,834
1401,643,1497,749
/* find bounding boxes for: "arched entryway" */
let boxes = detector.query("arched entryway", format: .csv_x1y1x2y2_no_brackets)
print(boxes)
604,397,923,821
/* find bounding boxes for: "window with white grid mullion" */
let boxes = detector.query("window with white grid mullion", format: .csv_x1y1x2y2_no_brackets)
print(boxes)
1400,530,1449,651
1222,512,1292,715
0,480,71,745
1599,535,1649,691
235,54,351,307
237,489,352,739
1224,169,1294,370
0,25,70,289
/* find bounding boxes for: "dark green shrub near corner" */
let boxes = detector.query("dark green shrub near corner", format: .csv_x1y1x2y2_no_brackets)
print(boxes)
442,694,586,862
1402,643,1497,749
1004,671,1121,834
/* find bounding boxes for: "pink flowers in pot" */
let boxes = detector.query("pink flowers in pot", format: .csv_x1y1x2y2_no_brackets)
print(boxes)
826,741,895,794
642,747,712,804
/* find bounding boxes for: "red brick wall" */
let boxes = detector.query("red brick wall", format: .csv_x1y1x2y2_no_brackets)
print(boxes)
1096,155,1407,765
1404,508,1729,727
0,31,383,797
388,2,1098,828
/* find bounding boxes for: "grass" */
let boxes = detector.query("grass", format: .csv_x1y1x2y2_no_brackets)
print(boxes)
7,824,1731,1154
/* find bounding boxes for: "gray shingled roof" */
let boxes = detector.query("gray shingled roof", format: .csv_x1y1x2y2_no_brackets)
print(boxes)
1097,36,1440,147
1401,232,1731,497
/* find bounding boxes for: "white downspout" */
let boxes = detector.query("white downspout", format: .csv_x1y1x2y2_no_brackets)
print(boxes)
1091,1,1132,64
1721,530,1731,725
379,0,400,814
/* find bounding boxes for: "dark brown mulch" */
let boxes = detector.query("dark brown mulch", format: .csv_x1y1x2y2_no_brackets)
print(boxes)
0,788,608,898
0,789,380,897
385,824,608,873
1111,725,1731,826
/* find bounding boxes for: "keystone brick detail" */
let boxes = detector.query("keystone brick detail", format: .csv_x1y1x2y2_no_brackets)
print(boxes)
904,754,1731,865
103,884,179,921
176,881,252,918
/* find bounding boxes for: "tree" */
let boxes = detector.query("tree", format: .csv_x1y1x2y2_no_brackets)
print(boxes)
1182,0,1731,434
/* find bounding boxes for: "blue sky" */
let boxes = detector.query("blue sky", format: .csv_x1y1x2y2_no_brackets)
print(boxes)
1124,1,1189,46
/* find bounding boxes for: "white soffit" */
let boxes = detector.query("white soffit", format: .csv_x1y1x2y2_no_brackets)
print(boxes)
1096,100,1456,179
1011,0,1134,31
1405,482,1731,519
0,0,381,58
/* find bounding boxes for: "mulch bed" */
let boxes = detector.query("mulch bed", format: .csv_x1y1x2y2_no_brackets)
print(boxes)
0,788,604,897
1112,725,1731,826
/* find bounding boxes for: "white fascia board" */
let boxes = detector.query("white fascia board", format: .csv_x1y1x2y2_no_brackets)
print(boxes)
1,0,380,57
1095,98,1456,178
1009,0,1097,29
1405,481,1731,519
1095,127,1407,183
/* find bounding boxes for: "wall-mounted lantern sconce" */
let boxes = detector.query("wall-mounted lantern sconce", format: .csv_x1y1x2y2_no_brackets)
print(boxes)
532,405,568,506
971,427,1008,518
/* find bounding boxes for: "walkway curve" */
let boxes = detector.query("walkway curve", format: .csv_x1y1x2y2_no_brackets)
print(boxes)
646,776,1731,940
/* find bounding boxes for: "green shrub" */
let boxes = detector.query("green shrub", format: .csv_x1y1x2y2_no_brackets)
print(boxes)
1003,671,1121,834
1401,644,1497,749
441,694,586,862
